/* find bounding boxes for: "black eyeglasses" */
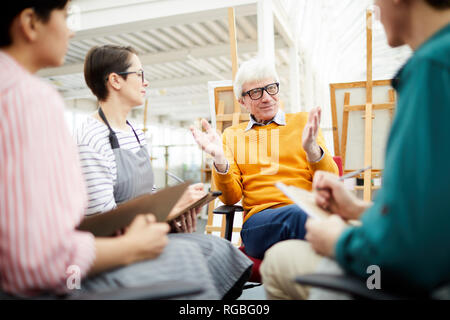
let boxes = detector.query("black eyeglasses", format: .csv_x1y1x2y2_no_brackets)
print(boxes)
242,82,279,100
107,69,145,83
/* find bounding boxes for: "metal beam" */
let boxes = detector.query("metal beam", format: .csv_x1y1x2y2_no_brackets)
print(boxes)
289,45,301,112
38,37,287,77
272,0,295,47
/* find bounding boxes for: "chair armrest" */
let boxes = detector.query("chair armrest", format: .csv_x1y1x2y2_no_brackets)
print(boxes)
213,205,243,214
295,273,408,300
68,281,204,300
212,205,243,241
432,284,450,300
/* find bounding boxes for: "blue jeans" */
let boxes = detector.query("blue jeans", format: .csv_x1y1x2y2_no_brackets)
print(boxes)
240,204,308,259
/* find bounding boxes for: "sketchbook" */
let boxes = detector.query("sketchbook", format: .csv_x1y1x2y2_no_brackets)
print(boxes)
276,182,330,220
77,182,220,237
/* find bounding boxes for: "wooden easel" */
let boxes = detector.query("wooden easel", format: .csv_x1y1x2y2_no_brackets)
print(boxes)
142,98,149,134
362,9,375,201
336,82,396,175
142,98,158,163
331,10,396,201
204,8,247,240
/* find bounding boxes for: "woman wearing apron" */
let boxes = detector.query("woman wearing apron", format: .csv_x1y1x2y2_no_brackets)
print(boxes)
75,45,252,299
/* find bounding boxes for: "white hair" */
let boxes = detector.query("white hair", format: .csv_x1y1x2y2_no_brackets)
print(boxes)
233,57,280,100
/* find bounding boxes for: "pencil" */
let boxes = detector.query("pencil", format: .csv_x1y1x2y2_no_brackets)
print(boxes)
315,165,372,191
167,171,185,183
338,165,372,181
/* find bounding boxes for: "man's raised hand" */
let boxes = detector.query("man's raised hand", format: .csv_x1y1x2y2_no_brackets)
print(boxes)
190,119,227,166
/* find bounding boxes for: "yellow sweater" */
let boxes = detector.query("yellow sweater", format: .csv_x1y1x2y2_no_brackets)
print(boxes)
213,112,339,223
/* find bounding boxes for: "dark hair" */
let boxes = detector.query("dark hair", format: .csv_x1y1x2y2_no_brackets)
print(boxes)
0,0,69,47
425,0,450,8
84,45,138,102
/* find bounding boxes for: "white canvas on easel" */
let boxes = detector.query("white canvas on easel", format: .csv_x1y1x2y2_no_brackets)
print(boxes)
207,81,249,132
208,80,232,130
330,81,395,173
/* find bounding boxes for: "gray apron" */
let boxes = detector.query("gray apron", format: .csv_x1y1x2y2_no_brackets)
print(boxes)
98,108,153,204
88,109,252,300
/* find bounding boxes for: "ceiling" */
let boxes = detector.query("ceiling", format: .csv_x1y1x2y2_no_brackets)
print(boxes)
39,0,294,126
38,0,412,127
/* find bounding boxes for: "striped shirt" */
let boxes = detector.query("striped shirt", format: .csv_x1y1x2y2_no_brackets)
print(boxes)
75,116,150,215
0,51,95,297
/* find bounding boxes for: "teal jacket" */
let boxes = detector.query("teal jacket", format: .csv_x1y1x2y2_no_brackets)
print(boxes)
335,23,450,293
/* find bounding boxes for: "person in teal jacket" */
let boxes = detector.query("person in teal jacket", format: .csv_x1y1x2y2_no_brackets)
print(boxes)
260,0,450,299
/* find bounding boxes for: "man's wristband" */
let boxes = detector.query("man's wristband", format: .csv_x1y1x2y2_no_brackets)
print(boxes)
308,146,325,163
213,159,229,174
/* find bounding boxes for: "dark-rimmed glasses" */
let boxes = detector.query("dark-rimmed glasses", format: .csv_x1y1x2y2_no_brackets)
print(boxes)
107,69,145,83
242,82,279,100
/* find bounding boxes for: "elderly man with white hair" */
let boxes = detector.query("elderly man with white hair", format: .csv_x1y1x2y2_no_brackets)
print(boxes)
191,58,338,260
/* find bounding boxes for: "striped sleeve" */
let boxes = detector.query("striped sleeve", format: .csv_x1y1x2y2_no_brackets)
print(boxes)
0,76,96,296
77,141,117,215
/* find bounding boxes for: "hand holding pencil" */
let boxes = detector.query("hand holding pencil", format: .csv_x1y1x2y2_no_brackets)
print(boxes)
315,165,372,191
312,167,372,220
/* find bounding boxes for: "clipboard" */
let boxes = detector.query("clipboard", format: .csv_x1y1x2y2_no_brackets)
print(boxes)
276,182,330,220
167,190,222,221
77,182,190,237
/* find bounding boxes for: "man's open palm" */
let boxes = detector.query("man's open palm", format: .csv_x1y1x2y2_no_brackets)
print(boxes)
190,119,226,163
